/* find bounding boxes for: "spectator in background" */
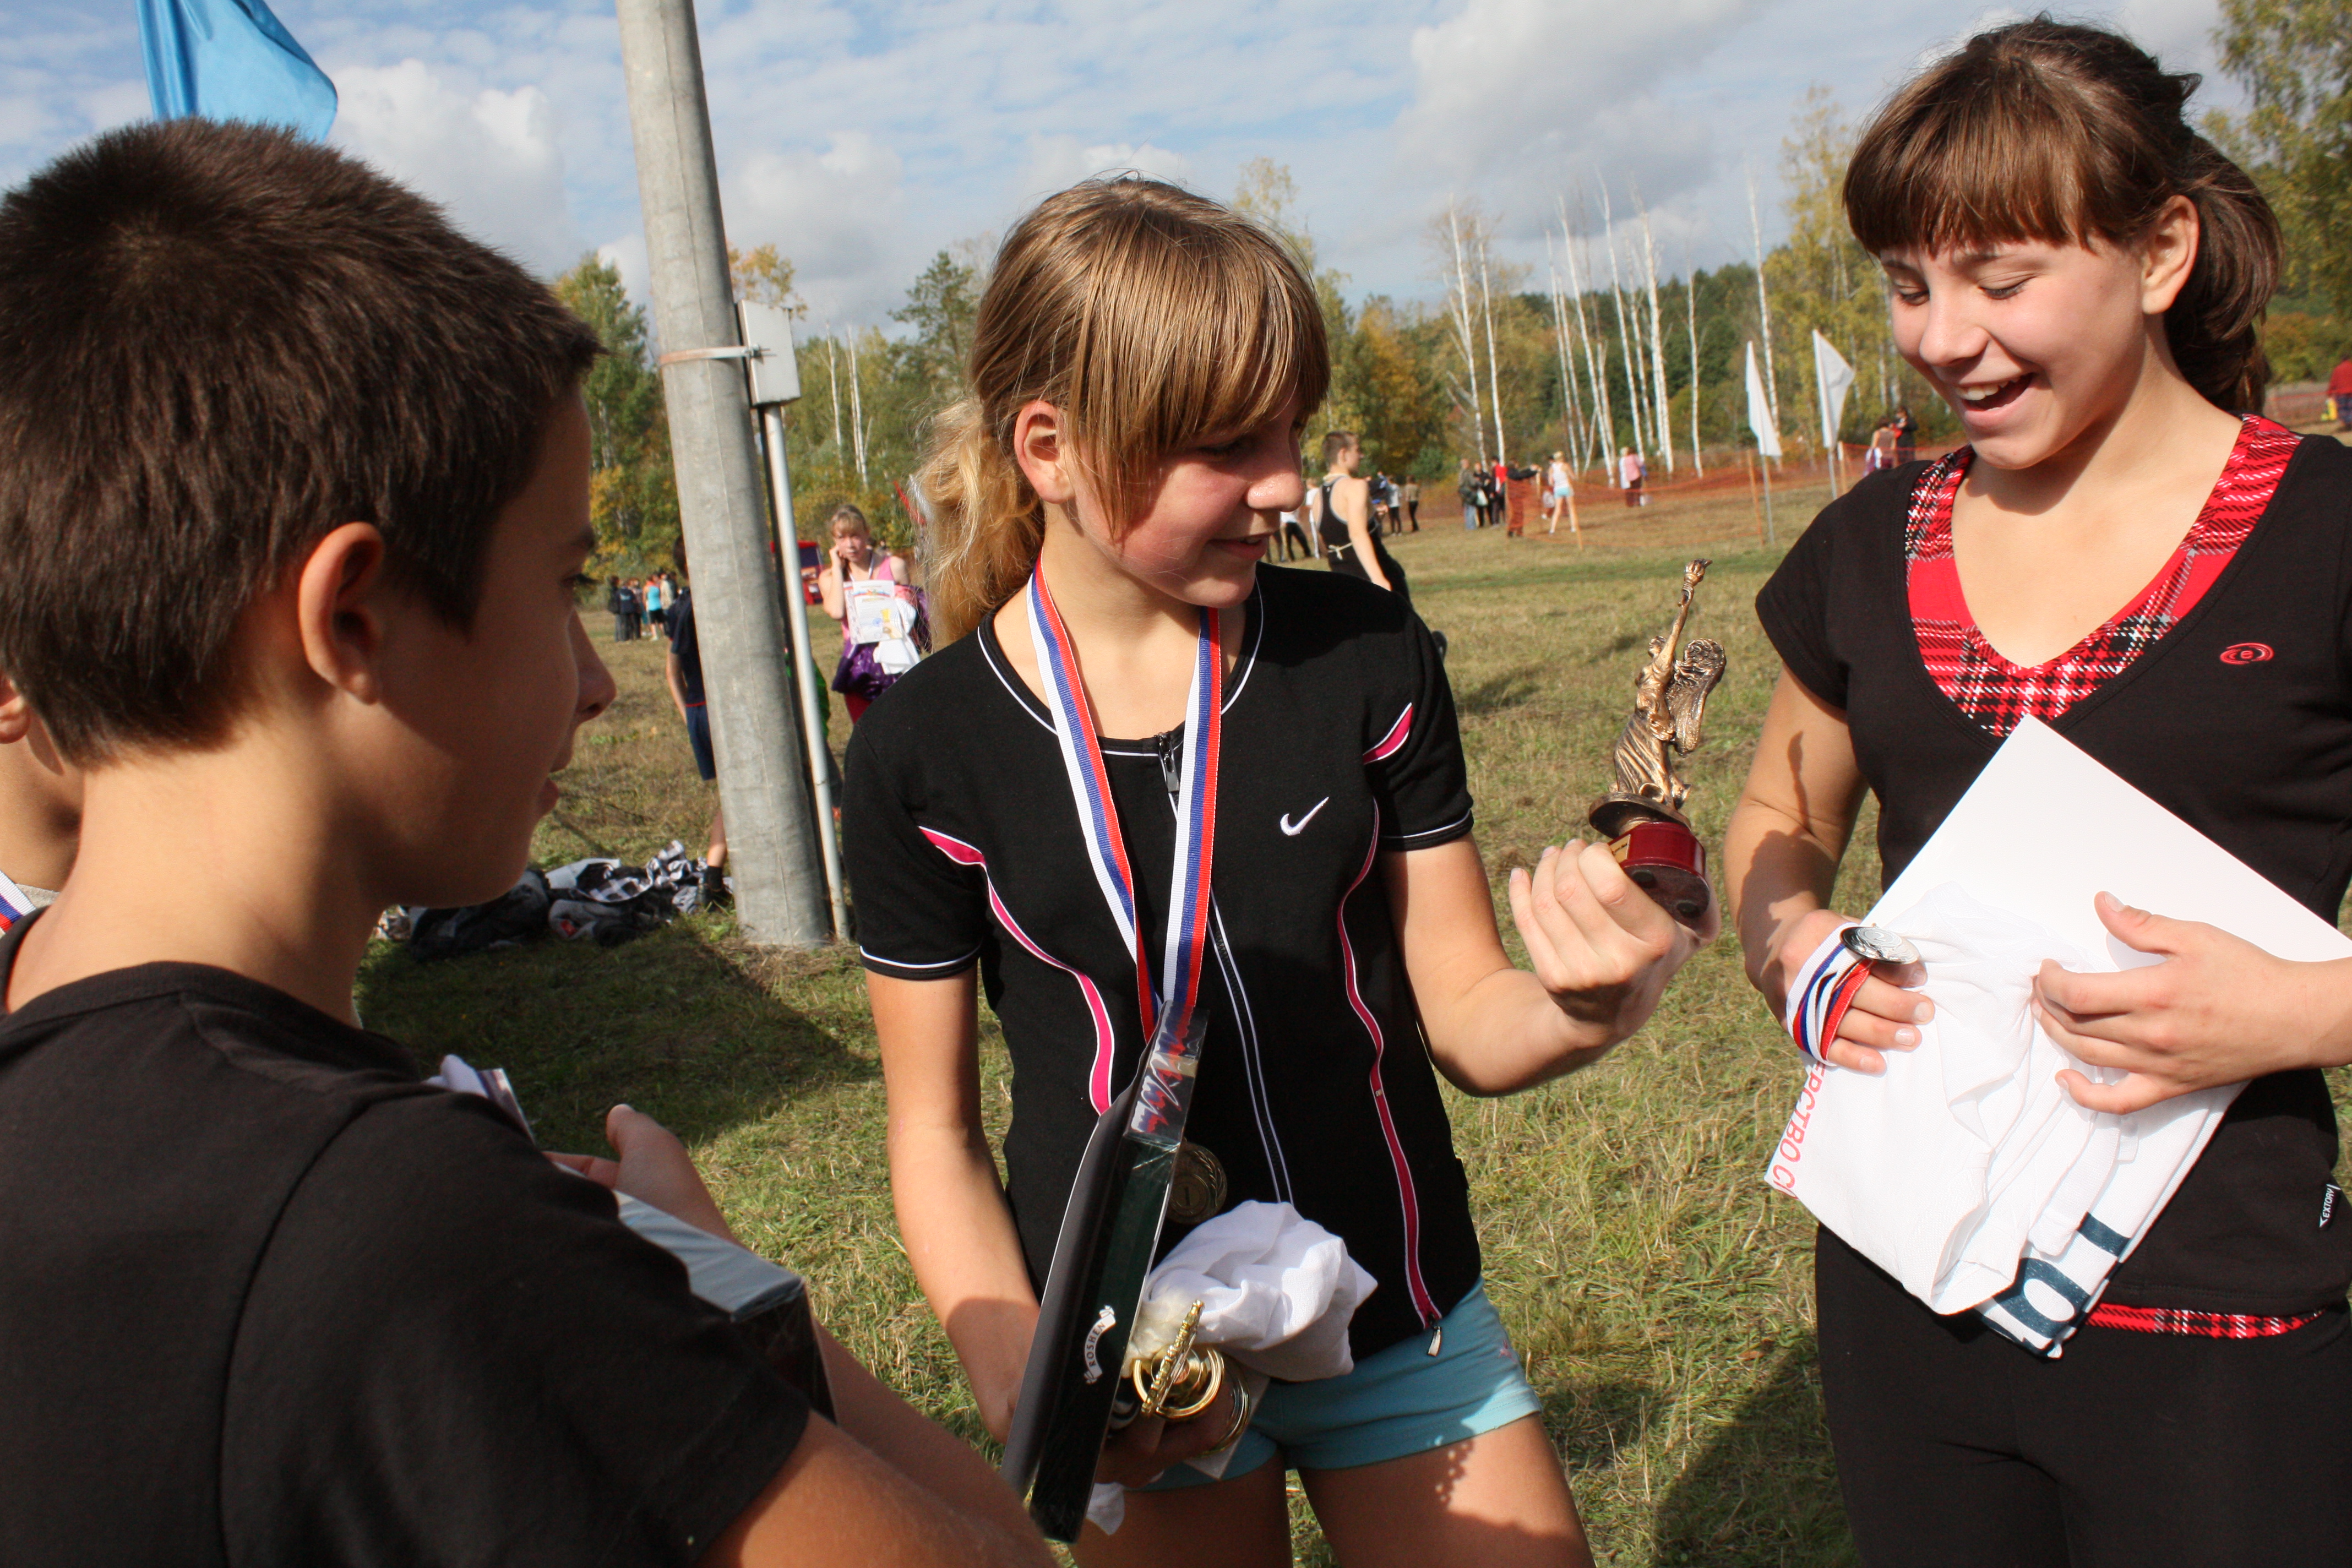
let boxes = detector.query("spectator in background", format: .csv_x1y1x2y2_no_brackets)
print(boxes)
1457,456,1484,529
1543,451,1580,541
1619,445,1646,508
1402,475,1421,530
1864,417,1898,473
605,575,631,642
1321,431,1411,607
666,540,728,907
1892,402,1919,462
1276,505,1314,561
644,571,667,636
2329,354,2352,431
817,503,924,723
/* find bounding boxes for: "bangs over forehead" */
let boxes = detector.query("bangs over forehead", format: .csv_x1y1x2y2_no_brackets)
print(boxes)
984,179,1327,527
1844,30,2180,260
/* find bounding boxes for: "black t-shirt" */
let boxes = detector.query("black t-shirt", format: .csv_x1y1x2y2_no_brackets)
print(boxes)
1757,437,2352,1316
0,918,807,1565
669,587,705,705
843,564,1479,1357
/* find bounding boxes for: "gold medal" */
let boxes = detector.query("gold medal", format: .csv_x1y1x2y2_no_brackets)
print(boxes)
1167,1141,1228,1226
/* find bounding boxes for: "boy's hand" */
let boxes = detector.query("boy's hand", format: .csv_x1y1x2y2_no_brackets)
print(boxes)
547,1105,739,1245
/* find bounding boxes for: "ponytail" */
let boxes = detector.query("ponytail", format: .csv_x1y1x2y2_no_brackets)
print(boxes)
2167,140,2278,413
918,397,1043,646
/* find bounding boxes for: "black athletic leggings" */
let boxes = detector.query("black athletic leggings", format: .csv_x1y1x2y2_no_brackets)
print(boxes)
1816,1228,2352,1567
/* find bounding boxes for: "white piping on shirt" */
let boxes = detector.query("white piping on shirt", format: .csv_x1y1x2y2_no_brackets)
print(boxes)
1208,897,1294,1205
975,585,1264,732
1336,804,1441,1330
858,944,982,972
920,825,1119,1114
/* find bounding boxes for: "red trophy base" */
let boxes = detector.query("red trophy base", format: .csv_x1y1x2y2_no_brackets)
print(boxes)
1589,799,1712,928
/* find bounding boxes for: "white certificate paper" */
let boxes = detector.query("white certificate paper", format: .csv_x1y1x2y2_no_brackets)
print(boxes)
1768,717,2352,1327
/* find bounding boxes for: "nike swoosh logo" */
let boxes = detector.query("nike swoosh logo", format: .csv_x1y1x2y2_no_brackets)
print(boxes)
1280,798,1331,836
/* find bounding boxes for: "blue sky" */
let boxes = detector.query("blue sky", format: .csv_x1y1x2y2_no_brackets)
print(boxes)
4,0,2235,327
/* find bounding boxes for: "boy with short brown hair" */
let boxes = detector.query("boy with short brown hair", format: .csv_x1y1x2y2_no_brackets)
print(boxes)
0,121,1039,1567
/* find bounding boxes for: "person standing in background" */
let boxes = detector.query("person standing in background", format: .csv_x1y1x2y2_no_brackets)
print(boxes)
1618,447,1645,508
1892,402,1920,463
1543,451,1579,540
818,503,924,722
605,575,630,642
1322,431,1409,606
1402,476,1420,530
2328,355,2352,431
665,541,728,906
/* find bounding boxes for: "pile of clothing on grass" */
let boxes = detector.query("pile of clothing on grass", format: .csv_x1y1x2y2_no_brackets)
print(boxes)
392,842,729,961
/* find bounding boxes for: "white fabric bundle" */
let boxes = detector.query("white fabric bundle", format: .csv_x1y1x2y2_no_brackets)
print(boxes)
1122,1200,1376,1384
1768,884,2236,1354
1088,1202,1374,1532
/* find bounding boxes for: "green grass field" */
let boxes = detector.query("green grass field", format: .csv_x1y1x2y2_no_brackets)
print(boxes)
352,458,2340,1566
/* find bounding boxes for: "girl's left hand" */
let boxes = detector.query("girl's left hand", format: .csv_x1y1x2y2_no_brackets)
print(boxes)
1509,839,1716,1036
2034,892,2352,1113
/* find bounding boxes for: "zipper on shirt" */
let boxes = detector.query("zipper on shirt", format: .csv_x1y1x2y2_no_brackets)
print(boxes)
1153,727,1184,799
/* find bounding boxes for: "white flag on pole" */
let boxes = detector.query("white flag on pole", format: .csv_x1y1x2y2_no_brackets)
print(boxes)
1746,341,1783,459
1812,330,1856,451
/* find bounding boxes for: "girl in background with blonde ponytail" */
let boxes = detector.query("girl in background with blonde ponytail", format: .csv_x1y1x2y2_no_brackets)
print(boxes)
843,177,1709,1566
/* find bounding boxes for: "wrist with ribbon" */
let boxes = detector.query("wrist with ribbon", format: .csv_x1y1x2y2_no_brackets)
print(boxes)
1785,923,1868,1061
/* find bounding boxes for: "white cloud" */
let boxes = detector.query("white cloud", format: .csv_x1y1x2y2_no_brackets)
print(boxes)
723,131,909,324
595,234,647,301
1016,135,1196,202
330,58,580,275
1397,0,1763,194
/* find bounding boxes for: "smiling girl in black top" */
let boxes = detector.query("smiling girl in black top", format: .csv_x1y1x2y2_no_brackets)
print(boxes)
845,178,1709,1567
1727,20,2352,1564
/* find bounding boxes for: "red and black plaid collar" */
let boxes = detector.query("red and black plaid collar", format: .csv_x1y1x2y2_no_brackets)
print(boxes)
1906,416,2299,737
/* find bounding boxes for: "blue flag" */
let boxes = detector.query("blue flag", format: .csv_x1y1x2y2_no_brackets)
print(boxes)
139,0,337,141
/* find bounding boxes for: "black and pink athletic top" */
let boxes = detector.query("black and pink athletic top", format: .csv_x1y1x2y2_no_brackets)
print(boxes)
843,564,1481,1360
1761,421,2352,1333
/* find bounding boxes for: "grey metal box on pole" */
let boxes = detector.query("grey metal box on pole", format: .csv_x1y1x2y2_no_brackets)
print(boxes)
737,298,850,940
613,0,829,946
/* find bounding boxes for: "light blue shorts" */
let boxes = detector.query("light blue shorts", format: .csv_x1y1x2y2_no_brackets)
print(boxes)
1141,1281,1543,1485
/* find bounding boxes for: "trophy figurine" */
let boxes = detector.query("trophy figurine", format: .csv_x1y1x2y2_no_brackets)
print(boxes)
1588,559,1728,927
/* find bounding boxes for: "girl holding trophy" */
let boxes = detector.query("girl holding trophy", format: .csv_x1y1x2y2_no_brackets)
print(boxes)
841,178,1708,1565
1727,20,2352,1562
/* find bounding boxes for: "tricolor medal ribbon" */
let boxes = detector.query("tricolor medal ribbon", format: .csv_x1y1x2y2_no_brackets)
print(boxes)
1785,924,1870,1061
1024,569,1222,1068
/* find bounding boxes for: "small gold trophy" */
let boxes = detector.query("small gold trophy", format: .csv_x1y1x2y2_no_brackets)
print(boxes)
1588,560,1728,927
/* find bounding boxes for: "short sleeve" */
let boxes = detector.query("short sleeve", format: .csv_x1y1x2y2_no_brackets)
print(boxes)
224,1093,809,1567
1365,611,1474,851
1754,506,1851,710
841,716,987,979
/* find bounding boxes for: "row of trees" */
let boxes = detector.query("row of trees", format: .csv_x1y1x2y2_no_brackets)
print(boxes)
563,0,2349,570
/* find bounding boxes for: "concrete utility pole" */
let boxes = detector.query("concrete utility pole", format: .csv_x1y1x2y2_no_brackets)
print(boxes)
615,0,830,946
